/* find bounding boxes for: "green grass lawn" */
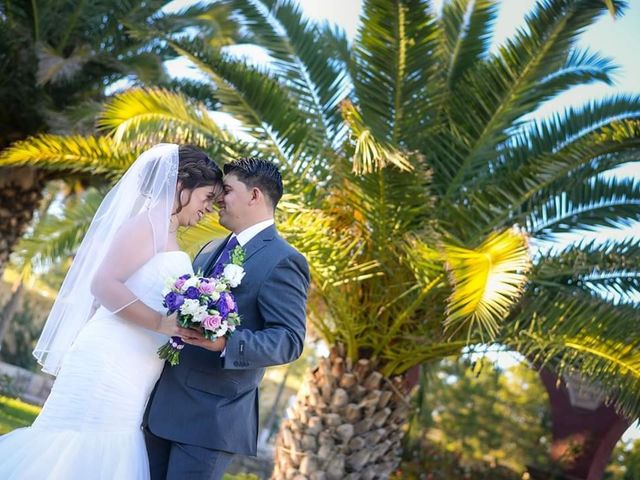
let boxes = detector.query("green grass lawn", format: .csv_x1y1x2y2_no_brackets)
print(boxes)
0,395,40,434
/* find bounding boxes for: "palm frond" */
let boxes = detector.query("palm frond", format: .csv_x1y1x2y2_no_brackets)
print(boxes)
444,0,619,197
238,0,351,138
439,0,498,89
443,228,531,342
518,330,640,419
402,235,445,293
277,205,384,354
279,206,381,290
97,88,234,150
225,0,295,61
537,48,617,95
0,135,137,176
36,43,92,86
341,100,413,174
331,156,433,255
526,176,640,239
143,1,242,47
369,235,448,362
533,238,640,302
531,152,640,203
458,98,640,234
381,340,468,376
602,0,625,17
511,95,640,172
353,0,438,143
508,286,640,418
317,21,352,71
16,188,104,268
169,37,327,163
157,78,221,111
116,51,167,85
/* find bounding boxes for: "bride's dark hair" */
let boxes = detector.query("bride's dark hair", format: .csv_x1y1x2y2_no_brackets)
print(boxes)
175,145,223,214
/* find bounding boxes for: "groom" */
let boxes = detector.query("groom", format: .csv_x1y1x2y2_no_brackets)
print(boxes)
144,158,310,479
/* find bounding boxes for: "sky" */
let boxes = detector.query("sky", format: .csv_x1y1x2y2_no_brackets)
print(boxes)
161,0,640,442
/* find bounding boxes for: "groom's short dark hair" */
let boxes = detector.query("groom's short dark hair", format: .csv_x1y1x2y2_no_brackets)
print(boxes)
224,157,283,210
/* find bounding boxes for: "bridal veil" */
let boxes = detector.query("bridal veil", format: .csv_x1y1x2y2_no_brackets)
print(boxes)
33,144,179,375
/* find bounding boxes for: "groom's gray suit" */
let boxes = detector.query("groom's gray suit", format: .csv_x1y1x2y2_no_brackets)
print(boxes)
144,224,309,478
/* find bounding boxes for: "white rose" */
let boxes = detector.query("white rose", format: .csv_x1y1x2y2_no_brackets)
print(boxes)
193,305,209,323
183,276,200,289
180,299,202,318
223,264,246,288
209,290,220,302
216,323,228,337
214,281,227,293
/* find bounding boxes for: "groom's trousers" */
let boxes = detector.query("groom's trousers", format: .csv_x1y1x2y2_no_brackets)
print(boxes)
144,427,233,480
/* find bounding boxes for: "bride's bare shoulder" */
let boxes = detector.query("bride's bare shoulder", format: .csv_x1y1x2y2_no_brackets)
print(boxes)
110,214,155,252
118,213,154,235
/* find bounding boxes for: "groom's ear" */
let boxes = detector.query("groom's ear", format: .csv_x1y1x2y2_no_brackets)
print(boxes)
249,187,262,205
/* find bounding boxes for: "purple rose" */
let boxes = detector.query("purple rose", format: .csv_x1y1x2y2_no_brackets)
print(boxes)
184,286,200,299
217,292,236,317
164,292,184,312
224,293,236,312
217,294,229,317
212,262,225,278
179,274,191,280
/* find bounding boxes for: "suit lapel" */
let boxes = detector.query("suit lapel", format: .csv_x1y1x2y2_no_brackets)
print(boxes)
195,234,231,276
242,225,276,264
196,225,277,276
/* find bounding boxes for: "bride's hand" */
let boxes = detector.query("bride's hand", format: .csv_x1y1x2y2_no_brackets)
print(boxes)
156,312,179,336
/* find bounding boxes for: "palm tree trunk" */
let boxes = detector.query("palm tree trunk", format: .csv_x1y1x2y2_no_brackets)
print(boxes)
272,345,412,480
0,167,45,275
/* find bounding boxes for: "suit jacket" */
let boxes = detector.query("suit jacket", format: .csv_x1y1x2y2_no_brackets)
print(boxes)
144,225,310,455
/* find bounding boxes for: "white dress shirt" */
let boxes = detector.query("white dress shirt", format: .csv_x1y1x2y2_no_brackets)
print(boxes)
232,218,275,247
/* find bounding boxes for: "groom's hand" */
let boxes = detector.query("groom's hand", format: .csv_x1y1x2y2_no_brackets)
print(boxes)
179,328,227,352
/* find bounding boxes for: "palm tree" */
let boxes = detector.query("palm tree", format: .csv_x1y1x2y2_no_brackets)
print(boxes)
2,0,639,477
0,0,241,274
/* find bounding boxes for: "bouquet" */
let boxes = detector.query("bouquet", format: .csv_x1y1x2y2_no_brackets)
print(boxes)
157,246,245,365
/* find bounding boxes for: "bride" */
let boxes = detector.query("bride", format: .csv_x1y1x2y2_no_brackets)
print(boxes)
0,143,223,479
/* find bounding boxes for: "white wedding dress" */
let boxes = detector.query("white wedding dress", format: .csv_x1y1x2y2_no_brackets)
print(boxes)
0,251,192,480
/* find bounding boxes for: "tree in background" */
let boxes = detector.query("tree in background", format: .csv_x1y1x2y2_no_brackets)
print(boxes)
2,0,639,477
0,0,241,273
406,357,551,473
0,296,51,371
606,439,640,480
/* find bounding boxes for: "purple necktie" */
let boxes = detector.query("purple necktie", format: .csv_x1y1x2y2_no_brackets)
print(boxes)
211,236,240,277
